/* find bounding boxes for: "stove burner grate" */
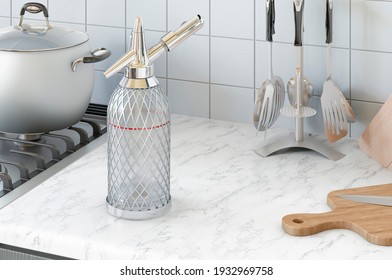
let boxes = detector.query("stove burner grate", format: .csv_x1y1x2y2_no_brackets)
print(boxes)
0,117,106,199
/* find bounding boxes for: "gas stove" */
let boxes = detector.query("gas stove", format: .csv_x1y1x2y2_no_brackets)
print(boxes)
0,103,107,209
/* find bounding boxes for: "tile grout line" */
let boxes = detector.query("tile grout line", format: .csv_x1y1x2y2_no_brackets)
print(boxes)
166,0,169,96
253,0,256,102
9,0,12,25
209,0,212,119
166,77,209,86
85,0,87,32
124,0,127,53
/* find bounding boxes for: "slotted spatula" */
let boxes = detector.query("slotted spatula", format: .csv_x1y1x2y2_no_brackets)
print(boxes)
321,0,348,143
253,0,284,138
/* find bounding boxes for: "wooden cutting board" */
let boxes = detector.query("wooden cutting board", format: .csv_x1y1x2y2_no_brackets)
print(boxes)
282,183,392,246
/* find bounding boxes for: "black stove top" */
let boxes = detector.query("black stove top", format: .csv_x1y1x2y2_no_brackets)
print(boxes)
0,104,107,208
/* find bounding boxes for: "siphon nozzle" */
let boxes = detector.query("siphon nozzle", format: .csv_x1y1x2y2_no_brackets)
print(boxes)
104,15,204,78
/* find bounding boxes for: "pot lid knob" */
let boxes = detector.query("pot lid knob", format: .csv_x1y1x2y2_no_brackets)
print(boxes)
18,2,52,31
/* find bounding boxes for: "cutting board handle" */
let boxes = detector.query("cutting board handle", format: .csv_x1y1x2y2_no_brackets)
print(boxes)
282,211,348,236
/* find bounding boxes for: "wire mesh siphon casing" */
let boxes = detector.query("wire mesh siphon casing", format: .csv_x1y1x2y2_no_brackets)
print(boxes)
104,15,203,219
106,84,171,220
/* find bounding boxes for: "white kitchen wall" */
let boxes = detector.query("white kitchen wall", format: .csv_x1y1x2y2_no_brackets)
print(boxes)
0,0,390,139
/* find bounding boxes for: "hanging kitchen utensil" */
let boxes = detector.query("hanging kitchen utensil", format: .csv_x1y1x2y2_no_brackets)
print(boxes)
282,183,392,246
266,0,286,131
280,0,316,137
321,0,352,143
286,1,313,107
253,0,285,137
0,2,111,135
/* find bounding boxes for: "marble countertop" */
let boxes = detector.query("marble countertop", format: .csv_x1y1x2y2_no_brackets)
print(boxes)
0,115,391,260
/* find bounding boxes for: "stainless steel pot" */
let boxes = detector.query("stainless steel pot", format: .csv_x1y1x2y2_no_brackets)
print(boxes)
0,2,111,134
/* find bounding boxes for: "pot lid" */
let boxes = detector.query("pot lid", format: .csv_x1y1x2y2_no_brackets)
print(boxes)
0,24,89,52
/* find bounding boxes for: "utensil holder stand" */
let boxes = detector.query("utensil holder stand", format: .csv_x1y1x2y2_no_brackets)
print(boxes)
255,45,344,161
254,116,345,161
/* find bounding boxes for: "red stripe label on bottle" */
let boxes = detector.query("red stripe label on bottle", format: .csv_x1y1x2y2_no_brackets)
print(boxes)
109,121,170,131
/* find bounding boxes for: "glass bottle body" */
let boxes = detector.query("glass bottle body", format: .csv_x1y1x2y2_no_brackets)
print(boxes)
107,84,171,220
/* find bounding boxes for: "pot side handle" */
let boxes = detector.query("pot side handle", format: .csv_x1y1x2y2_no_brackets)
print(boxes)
72,48,111,72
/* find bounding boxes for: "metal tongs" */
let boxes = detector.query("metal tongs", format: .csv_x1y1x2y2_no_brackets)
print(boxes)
104,15,204,78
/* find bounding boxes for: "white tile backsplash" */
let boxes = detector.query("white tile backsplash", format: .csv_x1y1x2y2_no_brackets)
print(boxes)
168,0,209,36
48,0,85,24
350,100,383,139
351,50,392,103
352,0,392,52
211,37,254,88
168,80,210,118
126,0,166,31
211,0,254,39
87,0,125,27
51,21,85,32
168,34,209,83
211,84,254,124
0,0,10,17
0,0,390,138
